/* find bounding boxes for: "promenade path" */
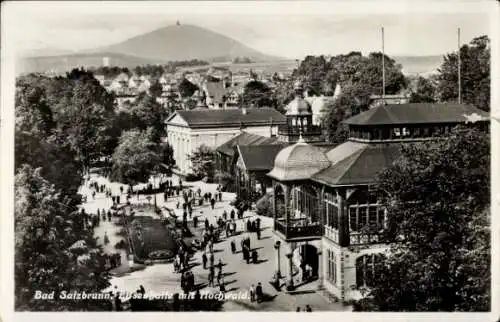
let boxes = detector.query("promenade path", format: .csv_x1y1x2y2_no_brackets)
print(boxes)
79,173,346,311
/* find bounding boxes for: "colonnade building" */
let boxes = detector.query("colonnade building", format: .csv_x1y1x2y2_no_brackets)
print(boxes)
264,84,488,302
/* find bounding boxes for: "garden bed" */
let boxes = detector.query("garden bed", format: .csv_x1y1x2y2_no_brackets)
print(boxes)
127,215,177,262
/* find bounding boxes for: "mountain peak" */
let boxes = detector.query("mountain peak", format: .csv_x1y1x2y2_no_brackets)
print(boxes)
94,23,278,62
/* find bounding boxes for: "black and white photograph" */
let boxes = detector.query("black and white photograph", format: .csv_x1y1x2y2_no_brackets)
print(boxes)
0,0,497,318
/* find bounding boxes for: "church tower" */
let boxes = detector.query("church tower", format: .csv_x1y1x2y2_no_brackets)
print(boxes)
278,80,323,143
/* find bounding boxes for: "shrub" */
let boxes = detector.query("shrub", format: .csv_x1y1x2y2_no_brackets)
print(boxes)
256,192,273,217
115,239,128,249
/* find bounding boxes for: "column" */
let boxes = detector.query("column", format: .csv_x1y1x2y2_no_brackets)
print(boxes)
286,251,295,291
274,241,282,279
317,250,323,290
337,188,349,247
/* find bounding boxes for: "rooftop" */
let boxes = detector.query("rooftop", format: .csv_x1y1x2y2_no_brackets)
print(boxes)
312,141,404,186
216,132,280,156
166,107,286,128
237,144,287,171
267,139,331,181
343,103,489,126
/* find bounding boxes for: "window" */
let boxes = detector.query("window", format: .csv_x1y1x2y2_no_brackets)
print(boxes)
349,205,386,232
349,207,358,231
327,250,337,284
392,127,401,138
325,202,338,229
402,127,410,138
356,254,384,287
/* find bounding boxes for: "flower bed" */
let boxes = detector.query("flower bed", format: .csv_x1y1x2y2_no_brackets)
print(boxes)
127,215,177,261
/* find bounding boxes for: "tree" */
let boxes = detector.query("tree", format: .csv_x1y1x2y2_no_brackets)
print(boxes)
437,35,490,111
294,55,330,95
319,52,407,143
355,126,490,311
128,93,168,142
15,131,82,200
110,130,162,185
15,165,110,310
185,98,198,110
149,80,163,98
409,75,437,103
242,81,274,108
15,75,56,138
188,145,215,180
46,69,118,168
321,83,372,143
178,78,198,98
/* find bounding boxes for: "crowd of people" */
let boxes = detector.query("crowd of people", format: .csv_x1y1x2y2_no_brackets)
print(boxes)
83,173,319,312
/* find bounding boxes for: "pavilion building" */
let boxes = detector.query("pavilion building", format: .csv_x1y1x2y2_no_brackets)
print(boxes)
266,101,489,302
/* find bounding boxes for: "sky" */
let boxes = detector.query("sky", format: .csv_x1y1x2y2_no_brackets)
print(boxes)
2,1,494,59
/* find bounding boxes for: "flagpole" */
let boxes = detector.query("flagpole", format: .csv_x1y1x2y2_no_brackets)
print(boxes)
457,28,461,104
382,27,386,103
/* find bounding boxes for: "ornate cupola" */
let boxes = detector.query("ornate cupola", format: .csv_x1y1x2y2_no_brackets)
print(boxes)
278,80,323,143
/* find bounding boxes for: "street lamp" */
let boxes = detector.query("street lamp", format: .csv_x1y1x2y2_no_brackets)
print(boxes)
274,241,282,279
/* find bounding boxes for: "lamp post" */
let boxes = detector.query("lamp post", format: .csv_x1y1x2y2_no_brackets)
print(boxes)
274,241,282,279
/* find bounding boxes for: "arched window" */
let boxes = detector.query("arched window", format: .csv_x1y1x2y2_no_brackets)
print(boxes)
355,254,384,288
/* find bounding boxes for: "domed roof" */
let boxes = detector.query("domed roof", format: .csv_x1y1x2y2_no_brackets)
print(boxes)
268,138,331,181
285,97,312,116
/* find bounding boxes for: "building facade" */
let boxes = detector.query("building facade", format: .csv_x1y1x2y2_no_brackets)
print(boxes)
165,108,286,176
266,101,489,303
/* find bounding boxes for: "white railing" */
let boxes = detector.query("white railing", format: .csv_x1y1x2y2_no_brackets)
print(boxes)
324,226,339,243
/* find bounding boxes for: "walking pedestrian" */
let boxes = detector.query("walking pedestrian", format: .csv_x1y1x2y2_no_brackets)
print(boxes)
296,307,301,312
255,282,263,303
217,259,223,273
230,240,236,254
193,216,198,228
202,252,207,269
209,252,214,268
208,270,214,287
305,305,312,312
210,198,215,210
217,270,222,286
219,278,226,293
249,284,255,302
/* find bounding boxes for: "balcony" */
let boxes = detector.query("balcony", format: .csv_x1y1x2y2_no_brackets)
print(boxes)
274,218,322,241
349,232,381,245
278,124,322,136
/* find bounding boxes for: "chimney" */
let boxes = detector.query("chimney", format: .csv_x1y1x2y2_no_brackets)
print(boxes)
242,108,247,115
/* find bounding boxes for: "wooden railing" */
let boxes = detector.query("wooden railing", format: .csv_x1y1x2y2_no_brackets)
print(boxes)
275,218,322,240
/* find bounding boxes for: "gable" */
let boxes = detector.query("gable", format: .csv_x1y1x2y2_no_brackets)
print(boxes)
236,153,246,170
166,113,188,126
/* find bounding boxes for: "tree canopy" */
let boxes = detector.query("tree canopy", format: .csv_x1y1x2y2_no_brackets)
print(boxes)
110,130,163,185
409,75,437,103
178,78,199,98
125,93,168,142
242,80,274,108
437,35,490,111
355,126,490,311
188,144,215,181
